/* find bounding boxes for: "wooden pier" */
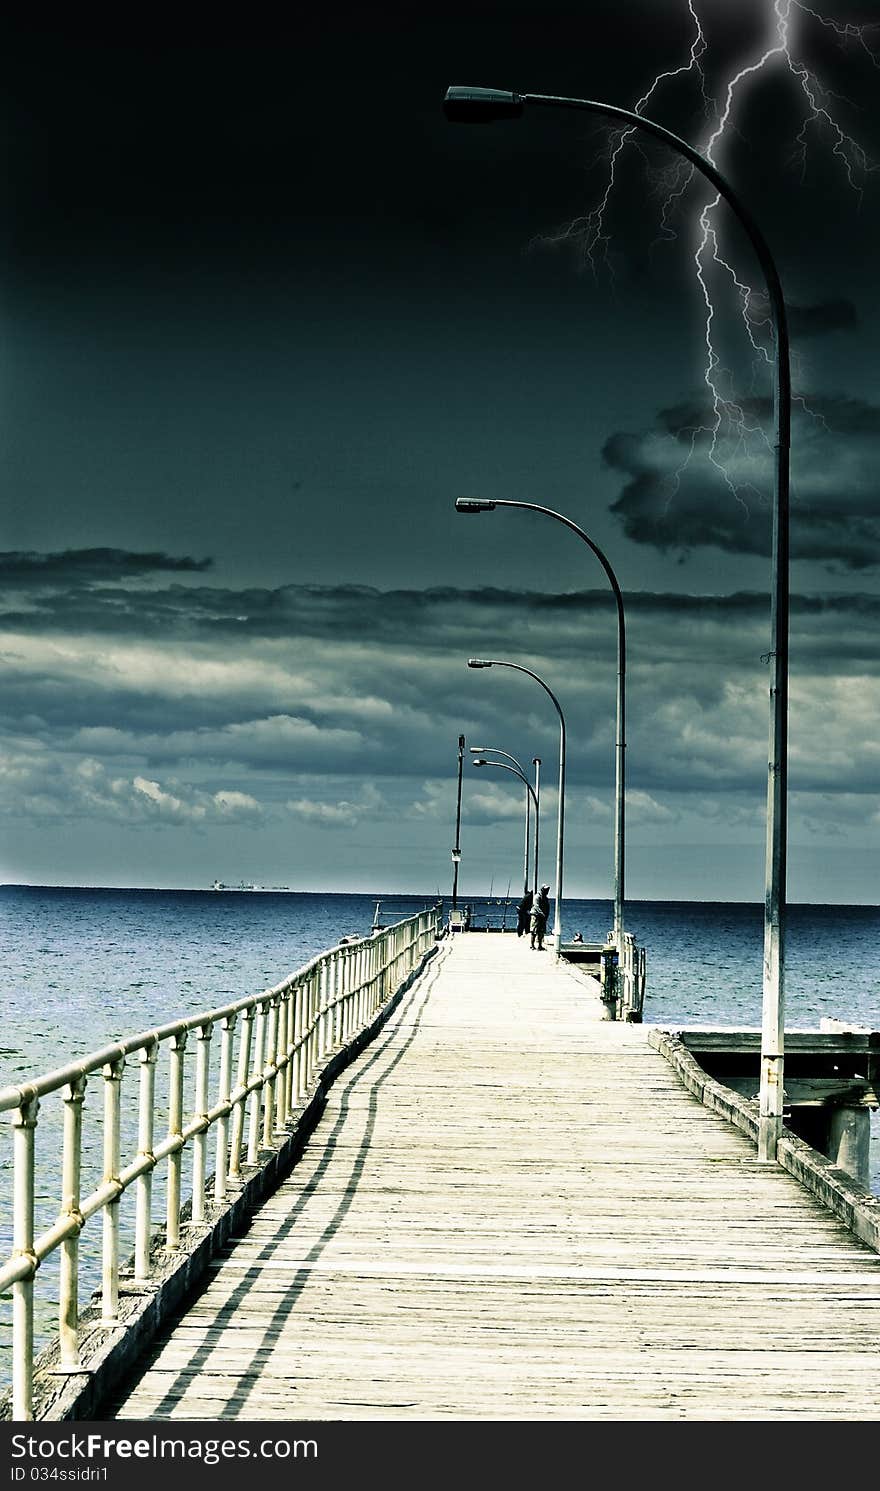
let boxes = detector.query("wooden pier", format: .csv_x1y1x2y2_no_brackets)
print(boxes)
107,931,880,1422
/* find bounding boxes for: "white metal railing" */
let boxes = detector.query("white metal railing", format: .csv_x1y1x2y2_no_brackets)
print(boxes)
0,906,439,1420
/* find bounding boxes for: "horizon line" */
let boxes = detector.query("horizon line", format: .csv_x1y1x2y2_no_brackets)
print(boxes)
0,881,877,912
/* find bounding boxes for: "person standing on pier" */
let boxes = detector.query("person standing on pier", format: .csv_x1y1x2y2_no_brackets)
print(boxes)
516,888,533,937
530,885,550,950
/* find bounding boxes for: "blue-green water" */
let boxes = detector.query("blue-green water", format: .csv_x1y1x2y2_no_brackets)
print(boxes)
1,886,878,1385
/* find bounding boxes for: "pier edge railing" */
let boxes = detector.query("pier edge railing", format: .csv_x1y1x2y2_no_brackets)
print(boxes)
0,905,440,1421
648,1028,880,1256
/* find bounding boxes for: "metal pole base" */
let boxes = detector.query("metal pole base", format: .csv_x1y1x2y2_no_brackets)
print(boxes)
757,1112,781,1163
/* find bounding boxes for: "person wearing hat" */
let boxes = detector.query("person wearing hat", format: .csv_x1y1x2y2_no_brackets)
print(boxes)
530,884,550,950
516,888,533,938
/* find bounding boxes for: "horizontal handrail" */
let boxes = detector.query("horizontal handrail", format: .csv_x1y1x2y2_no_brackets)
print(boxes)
0,928,392,1113
0,905,441,1420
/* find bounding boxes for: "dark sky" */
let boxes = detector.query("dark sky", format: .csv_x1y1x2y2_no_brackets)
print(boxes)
1,2,878,900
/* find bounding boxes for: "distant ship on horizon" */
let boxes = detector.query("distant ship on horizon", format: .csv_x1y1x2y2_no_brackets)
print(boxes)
211,880,291,892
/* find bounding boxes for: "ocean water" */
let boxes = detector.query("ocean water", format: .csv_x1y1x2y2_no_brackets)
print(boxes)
0,886,878,1386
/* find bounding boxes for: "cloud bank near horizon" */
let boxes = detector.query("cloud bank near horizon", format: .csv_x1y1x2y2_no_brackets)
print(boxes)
0,555,876,898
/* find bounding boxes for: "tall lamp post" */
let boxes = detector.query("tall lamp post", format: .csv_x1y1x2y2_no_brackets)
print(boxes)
531,756,541,897
468,658,566,952
457,495,626,953
445,84,790,1164
472,758,540,900
470,744,539,893
452,733,465,910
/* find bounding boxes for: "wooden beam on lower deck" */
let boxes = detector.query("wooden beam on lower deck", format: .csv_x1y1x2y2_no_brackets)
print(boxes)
108,933,880,1422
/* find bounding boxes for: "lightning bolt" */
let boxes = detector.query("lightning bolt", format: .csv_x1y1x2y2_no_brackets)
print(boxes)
562,2,878,509
795,4,880,71
688,0,876,505
544,1,712,271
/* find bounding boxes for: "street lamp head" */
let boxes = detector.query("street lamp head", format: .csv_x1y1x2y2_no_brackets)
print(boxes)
467,658,493,669
472,758,488,767
469,746,488,753
443,86,524,123
455,497,497,513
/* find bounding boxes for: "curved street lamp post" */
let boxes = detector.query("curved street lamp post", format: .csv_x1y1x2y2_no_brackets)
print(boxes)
452,733,465,910
457,496,626,953
531,756,541,897
445,84,791,1164
468,658,566,952
471,746,541,894
472,758,540,900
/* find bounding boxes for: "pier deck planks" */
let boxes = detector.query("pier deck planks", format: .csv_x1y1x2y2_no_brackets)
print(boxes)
110,933,880,1421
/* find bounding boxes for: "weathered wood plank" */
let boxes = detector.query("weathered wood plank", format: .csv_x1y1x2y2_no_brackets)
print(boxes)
109,934,880,1422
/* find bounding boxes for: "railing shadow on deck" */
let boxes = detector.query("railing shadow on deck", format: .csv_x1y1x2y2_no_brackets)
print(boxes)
0,907,441,1422
119,942,449,1420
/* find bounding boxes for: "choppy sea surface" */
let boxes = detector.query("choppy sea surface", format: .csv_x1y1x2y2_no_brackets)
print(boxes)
1,886,878,1385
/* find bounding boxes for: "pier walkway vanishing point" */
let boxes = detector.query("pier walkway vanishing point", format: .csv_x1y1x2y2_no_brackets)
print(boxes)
112,931,880,1422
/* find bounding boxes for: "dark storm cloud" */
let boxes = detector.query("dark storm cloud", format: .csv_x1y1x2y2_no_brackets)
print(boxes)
603,395,880,568
0,549,212,586
787,299,858,339
2,558,879,672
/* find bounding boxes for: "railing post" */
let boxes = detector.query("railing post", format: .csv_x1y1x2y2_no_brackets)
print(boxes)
381,930,389,1006
361,940,368,1017
59,1076,87,1366
336,952,345,1045
330,952,340,1046
297,981,308,1097
320,960,329,1054
247,1002,267,1165
262,997,280,1149
365,938,374,1020
353,944,362,1028
303,978,313,1094
292,982,304,1102
273,995,286,1132
134,1044,157,1283
214,1014,236,1203
283,990,296,1121
319,960,329,1054
278,992,291,1127
374,935,383,1014
166,1031,187,1249
328,953,338,1048
101,1057,125,1323
12,1095,39,1421
191,1023,213,1225
229,1006,253,1179
343,946,353,1040
308,972,319,1082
